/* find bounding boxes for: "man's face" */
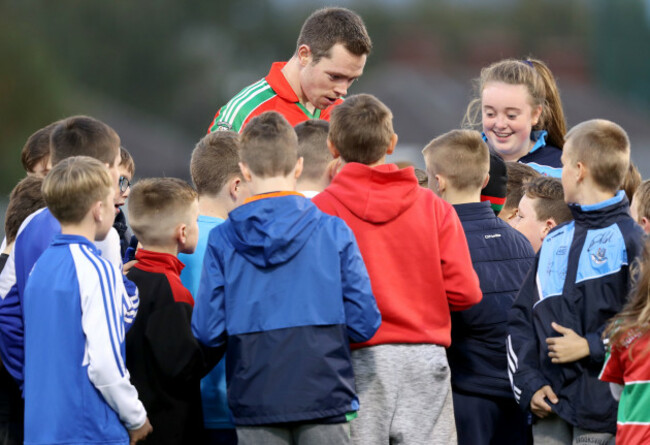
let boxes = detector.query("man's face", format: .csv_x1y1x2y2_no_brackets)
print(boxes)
299,43,366,110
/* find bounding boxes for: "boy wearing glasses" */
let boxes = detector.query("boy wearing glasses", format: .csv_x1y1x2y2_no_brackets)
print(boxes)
113,147,136,260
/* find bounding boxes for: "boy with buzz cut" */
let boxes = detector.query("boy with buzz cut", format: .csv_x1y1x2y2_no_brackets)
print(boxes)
423,129,535,445
508,119,645,444
178,130,248,445
294,119,332,197
125,177,217,445
313,95,483,445
192,110,381,445
23,156,152,444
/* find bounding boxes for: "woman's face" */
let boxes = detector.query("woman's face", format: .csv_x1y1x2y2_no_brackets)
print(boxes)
482,81,542,162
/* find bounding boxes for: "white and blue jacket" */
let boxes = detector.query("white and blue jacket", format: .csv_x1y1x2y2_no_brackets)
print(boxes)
507,191,644,433
23,235,146,444
0,208,138,387
191,194,381,425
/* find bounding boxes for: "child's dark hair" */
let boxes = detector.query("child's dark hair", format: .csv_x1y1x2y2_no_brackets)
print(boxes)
21,121,58,174
295,120,331,182
504,162,541,213
191,131,241,195
119,146,136,177
50,116,120,167
240,112,298,177
4,176,46,244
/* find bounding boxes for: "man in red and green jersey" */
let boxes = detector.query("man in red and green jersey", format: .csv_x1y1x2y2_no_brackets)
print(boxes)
208,7,371,133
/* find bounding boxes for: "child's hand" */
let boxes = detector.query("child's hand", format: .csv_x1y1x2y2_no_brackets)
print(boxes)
546,322,590,363
530,385,558,418
129,418,153,444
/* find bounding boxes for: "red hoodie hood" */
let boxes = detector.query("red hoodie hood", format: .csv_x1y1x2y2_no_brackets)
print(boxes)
324,163,420,223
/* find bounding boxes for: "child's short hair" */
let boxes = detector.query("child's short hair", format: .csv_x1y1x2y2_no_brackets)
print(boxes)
240,111,298,177
119,146,136,177
414,168,428,187
329,94,394,165
422,129,489,191
50,116,120,167
564,119,630,193
128,178,198,246
295,120,331,182
633,180,650,223
21,122,58,174
42,156,113,225
622,161,642,203
4,176,46,244
523,177,572,225
504,162,541,212
190,131,241,195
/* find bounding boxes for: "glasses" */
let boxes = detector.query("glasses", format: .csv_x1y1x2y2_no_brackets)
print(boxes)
119,176,131,193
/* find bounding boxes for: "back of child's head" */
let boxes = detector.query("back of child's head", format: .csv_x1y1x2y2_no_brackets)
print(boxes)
294,120,331,182
523,176,572,225
564,119,630,193
4,176,46,245
623,161,642,203
50,116,120,167
329,93,394,165
191,131,241,196
21,121,58,176
128,178,198,246
42,156,113,225
422,129,489,192
632,180,650,224
464,58,566,149
119,146,136,178
240,111,298,178
504,162,541,214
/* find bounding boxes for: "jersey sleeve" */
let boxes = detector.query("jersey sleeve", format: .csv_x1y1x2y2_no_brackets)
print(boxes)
0,250,24,386
599,343,625,385
336,221,381,343
507,259,550,412
437,204,482,311
79,249,147,430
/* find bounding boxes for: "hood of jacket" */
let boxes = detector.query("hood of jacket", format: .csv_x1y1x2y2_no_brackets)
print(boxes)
323,163,419,223
223,193,321,267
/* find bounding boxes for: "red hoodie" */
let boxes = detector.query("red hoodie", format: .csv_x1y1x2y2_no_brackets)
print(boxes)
313,163,481,348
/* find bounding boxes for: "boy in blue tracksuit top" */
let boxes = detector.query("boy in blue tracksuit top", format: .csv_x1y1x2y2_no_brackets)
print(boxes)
192,111,381,445
507,119,645,444
23,157,152,444
423,130,536,445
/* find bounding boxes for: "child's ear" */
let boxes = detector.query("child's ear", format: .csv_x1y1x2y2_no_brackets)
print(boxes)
482,173,490,189
531,105,543,127
294,157,304,180
239,162,253,182
542,218,558,238
91,201,104,223
576,161,586,183
642,217,650,234
175,222,188,247
327,138,341,159
434,174,446,195
500,207,518,222
229,177,242,200
386,133,398,155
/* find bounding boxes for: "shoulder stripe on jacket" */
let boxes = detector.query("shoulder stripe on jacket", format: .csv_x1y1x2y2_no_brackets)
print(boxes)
220,79,269,124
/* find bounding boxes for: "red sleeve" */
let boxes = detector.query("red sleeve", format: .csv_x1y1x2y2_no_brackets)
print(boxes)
437,203,482,311
600,345,625,385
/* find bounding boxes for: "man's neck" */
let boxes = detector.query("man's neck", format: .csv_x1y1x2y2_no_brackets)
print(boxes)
281,56,315,113
198,195,229,220
441,188,481,205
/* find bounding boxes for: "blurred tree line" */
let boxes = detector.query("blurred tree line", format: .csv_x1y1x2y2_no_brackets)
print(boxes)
0,0,648,193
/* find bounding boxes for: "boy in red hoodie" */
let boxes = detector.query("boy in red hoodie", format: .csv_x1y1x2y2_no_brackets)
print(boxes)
313,94,482,445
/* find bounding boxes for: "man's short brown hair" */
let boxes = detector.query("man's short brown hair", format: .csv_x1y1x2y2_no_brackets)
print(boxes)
42,156,113,225
297,7,372,63
4,176,46,244
128,178,198,246
191,131,241,196
523,177,572,225
50,116,120,167
295,120,331,182
504,162,541,213
329,94,393,165
422,130,489,192
240,111,298,178
564,119,630,193
21,121,58,173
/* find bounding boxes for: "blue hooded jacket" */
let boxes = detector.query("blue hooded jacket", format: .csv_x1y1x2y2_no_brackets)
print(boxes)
192,193,381,425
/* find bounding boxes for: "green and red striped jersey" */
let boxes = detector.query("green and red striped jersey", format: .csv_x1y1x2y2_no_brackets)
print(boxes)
600,329,650,445
208,62,342,133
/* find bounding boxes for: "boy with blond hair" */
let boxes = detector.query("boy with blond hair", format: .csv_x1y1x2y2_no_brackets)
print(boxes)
313,94,482,445
23,156,151,444
514,177,573,253
178,131,247,445
192,111,380,445
125,177,216,444
508,119,645,444
423,129,535,445
630,179,650,233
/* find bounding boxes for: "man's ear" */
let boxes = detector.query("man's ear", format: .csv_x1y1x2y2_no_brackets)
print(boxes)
386,133,398,155
239,162,253,182
327,138,341,159
297,44,312,66
294,157,304,180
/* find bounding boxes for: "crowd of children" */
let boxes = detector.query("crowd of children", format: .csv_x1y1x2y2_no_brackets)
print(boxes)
0,12,649,445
